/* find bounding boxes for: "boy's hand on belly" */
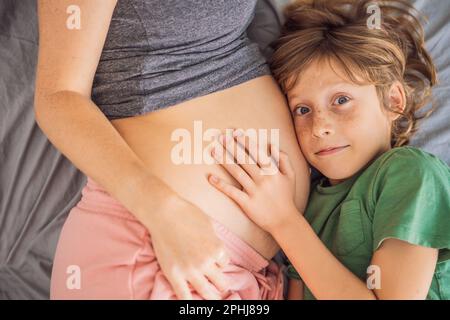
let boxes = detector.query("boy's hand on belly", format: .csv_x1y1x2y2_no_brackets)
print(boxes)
207,129,300,235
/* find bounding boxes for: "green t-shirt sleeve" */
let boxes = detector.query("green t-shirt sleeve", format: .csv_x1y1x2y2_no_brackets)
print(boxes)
371,148,450,258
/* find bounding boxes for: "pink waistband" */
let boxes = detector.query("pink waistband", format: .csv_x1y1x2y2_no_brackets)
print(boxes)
78,176,271,273
78,177,132,218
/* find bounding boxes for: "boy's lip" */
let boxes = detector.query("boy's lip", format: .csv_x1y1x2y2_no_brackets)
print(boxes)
315,145,350,156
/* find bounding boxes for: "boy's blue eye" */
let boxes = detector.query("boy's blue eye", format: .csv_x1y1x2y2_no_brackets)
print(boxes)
334,95,350,105
294,106,310,116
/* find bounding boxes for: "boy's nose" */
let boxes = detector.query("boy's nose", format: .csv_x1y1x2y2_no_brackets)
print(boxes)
312,116,334,138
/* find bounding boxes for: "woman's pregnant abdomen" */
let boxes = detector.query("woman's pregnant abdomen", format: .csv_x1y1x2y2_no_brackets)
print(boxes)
111,75,311,259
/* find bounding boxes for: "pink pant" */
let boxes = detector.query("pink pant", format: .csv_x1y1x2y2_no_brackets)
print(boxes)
50,177,284,300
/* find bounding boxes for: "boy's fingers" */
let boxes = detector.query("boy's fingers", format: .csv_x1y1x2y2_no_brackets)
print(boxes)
281,151,295,177
233,129,272,173
269,143,281,173
233,130,259,166
211,145,254,192
208,174,249,206
233,132,263,180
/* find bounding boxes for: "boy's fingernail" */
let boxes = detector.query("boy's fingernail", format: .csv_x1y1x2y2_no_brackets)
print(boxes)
210,175,219,183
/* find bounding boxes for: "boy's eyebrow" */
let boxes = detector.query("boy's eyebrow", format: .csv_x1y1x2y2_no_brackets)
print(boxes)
288,93,305,107
288,95,315,111
288,82,356,104
288,93,299,102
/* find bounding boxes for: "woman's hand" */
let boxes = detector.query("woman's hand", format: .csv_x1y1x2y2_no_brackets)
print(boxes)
138,191,231,300
207,129,300,234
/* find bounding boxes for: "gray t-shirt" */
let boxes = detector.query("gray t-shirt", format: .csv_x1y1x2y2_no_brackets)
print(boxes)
91,0,271,120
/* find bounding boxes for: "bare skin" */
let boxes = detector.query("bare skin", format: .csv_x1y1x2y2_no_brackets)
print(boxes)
35,0,310,299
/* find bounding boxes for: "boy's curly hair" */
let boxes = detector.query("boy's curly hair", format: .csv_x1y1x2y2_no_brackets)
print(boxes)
270,0,437,147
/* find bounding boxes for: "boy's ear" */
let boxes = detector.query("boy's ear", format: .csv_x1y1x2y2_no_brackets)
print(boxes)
387,81,406,121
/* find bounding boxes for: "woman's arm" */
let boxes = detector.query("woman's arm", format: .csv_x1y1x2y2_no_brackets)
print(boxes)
34,0,152,214
35,0,230,300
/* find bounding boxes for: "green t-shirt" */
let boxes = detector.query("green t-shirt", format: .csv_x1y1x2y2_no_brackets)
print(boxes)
286,146,450,300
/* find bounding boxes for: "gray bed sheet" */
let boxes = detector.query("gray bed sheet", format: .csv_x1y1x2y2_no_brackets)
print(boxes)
0,0,448,299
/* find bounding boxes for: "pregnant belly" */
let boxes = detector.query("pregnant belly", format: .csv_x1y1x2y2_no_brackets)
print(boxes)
110,75,310,259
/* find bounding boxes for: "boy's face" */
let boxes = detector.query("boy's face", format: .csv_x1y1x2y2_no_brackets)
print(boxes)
286,59,393,185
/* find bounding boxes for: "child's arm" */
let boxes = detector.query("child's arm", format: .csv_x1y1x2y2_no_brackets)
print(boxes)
273,212,378,299
273,212,437,299
369,237,438,299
